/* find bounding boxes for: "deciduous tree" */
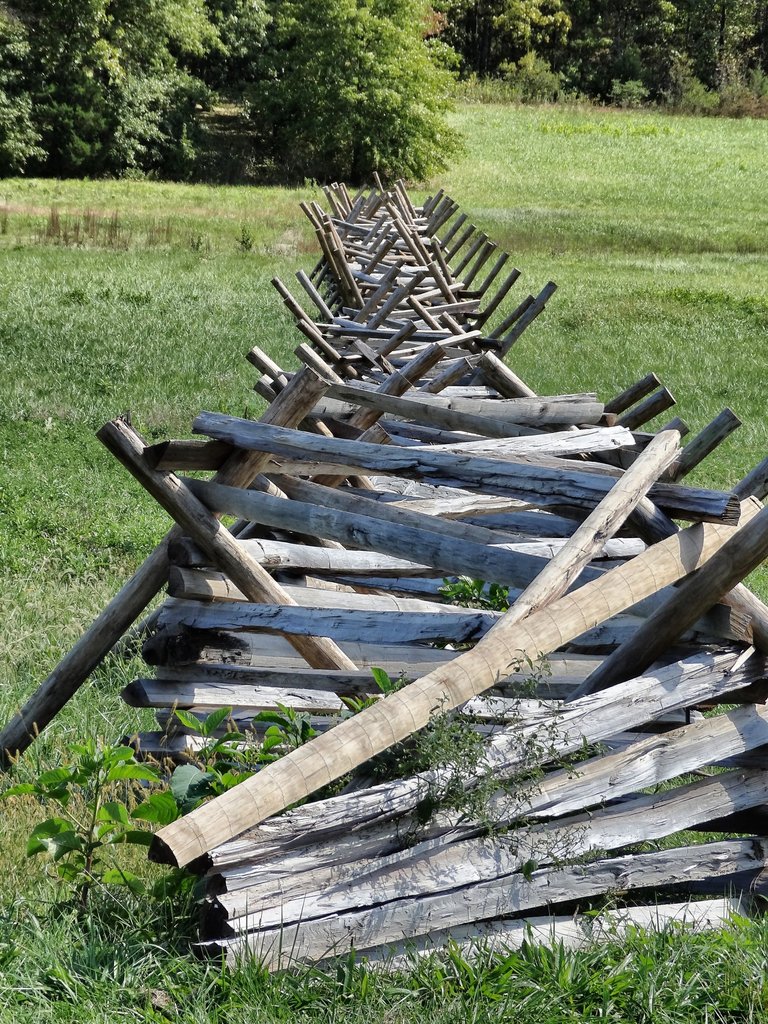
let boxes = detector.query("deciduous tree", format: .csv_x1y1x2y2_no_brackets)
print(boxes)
247,0,461,183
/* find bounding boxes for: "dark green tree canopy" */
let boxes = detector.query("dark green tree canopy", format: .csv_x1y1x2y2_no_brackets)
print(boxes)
1,0,767,180
246,0,461,183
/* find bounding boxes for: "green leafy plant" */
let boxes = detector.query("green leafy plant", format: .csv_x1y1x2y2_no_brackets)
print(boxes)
440,576,511,611
501,51,563,103
253,704,318,759
610,78,649,109
169,706,255,814
1,740,165,906
247,0,461,183
169,703,320,813
237,223,254,252
339,665,407,717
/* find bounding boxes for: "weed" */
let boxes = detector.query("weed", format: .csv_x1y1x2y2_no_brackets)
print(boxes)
237,223,254,252
440,576,511,611
0,739,164,907
146,217,174,246
189,232,211,255
168,704,321,814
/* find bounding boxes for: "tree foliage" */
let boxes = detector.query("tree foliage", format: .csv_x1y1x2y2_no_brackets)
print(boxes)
2,0,768,181
438,0,570,76
246,0,461,183
1,0,229,176
0,11,44,174
444,0,768,103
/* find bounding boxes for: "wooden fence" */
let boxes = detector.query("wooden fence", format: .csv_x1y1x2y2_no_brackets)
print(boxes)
5,179,768,968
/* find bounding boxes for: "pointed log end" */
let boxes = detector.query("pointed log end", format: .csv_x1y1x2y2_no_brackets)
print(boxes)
142,441,171,470
148,833,180,867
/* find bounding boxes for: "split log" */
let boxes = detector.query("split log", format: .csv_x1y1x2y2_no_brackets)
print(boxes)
668,408,741,480
616,387,676,429
421,426,637,458
203,769,768,965
150,505,761,868
203,649,764,870
0,366,336,765
153,598,500,645
501,701,768,820
168,566,456,604
572,500,768,698
604,373,662,415
327,382,605,431
475,351,536,398
365,895,751,968
498,428,680,629
142,629,458,675
128,653,601,705
98,418,358,673
192,416,741,524
173,529,642,568
184,479,574,591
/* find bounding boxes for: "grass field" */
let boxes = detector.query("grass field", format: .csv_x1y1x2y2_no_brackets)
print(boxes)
1,103,768,1021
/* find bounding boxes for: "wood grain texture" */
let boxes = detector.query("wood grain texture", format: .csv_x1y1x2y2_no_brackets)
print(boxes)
192,415,740,523
0,367,335,764
151,503,760,868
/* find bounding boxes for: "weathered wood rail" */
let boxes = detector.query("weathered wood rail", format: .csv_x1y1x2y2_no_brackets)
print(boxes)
5,178,768,968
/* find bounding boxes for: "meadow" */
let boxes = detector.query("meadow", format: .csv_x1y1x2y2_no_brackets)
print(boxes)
1,103,768,1021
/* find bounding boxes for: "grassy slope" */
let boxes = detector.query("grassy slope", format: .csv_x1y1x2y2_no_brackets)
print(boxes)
1,104,768,1020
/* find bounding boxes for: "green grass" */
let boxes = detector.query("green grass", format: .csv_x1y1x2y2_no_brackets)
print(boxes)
1,103,768,1020
2,905,768,1023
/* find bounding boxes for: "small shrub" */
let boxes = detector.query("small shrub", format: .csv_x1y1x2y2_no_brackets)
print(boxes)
440,576,510,611
108,72,211,179
663,53,719,115
715,57,768,119
678,77,719,115
453,74,520,105
610,79,649,109
237,223,254,252
0,740,167,908
501,52,562,104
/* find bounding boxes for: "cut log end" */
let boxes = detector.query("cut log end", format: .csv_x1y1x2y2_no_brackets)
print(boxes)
148,834,181,867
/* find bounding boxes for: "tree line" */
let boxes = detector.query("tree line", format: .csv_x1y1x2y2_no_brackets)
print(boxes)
442,0,768,109
1,0,766,183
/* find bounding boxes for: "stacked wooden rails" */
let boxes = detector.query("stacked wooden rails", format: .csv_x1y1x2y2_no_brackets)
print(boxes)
5,179,768,968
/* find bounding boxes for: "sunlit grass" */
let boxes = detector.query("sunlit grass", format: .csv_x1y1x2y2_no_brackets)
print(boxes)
441,105,768,256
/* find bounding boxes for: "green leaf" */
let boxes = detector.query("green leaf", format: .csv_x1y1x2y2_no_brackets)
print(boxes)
216,769,253,790
261,732,283,752
370,666,394,693
174,709,202,733
101,868,145,895
57,856,86,881
104,745,139,765
132,791,181,827
27,820,84,861
1,782,39,798
520,858,538,882
107,829,154,848
97,801,130,826
200,706,233,738
254,710,291,727
170,764,213,811
107,763,161,782
37,767,73,789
